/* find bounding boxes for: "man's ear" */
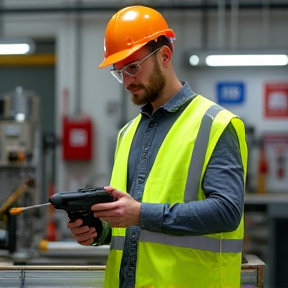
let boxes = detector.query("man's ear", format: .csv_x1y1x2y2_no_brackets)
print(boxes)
160,45,172,68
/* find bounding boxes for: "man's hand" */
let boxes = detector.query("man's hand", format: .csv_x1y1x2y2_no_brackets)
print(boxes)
67,219,97,246
91,186,140,228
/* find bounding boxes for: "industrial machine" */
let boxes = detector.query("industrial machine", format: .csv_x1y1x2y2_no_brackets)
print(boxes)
0,87,41,255
0,87,110,266
0,86,39,166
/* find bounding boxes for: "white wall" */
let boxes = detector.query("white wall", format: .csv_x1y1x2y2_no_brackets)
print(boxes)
56,12,122,191
185,66,288,132
2,5,288,192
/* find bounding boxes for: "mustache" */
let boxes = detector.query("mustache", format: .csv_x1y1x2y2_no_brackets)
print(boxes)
127,83,144,91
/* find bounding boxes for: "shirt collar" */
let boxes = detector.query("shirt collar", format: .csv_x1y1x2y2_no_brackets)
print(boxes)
140,81,197,115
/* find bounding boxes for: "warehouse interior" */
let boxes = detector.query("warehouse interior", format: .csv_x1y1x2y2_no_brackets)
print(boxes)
0,0,288,287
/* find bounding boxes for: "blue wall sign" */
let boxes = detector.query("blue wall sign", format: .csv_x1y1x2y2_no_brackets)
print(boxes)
216,82,245,105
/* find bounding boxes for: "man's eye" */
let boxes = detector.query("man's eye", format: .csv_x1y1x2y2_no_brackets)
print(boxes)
126,64,138,74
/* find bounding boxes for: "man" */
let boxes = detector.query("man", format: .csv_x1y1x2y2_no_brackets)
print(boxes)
67,5,248,288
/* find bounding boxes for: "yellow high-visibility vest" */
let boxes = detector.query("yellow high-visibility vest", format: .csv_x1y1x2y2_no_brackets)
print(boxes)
105,95,248,288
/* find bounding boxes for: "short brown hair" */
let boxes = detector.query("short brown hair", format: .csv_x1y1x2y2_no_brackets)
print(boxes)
144,36,173,53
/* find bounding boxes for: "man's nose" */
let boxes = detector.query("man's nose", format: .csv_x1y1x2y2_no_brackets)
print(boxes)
123,74,136,88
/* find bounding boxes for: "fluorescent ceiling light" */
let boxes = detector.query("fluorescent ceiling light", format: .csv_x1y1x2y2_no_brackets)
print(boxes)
206,54,288,66
187,51,288,67
0,38,35,55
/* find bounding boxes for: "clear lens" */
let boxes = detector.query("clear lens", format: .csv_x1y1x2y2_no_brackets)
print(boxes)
111,63,140,83
110,47,161,83
123,64,141,77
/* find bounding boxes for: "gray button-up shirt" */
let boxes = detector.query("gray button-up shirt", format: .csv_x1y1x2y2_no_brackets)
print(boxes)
107,82,244,288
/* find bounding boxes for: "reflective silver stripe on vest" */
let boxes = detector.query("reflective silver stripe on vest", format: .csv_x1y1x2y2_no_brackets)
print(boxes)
139,230,242,253
184,105,224,202
111,235,125,250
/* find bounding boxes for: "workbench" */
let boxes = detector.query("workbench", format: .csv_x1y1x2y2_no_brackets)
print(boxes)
241,254,265,288
245,192,288,287
0,254,265,287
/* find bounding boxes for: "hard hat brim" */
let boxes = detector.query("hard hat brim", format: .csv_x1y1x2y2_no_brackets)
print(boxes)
98,29,175,68
98,43,146,68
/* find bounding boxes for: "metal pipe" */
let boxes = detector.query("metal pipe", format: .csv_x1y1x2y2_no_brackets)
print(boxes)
74,0,82,117
230,0,239,49
0,3,288,14
0,178,34,219
0,0,3,36
0,265,106,270
201,0,209,49
217,0,226,49
262,0,270,48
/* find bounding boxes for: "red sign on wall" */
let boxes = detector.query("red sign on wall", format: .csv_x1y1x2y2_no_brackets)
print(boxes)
264,83,288,118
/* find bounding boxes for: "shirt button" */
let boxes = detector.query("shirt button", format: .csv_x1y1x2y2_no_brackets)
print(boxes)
148,121,155,128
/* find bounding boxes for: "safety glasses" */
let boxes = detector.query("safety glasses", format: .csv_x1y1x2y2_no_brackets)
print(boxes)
111,48,161,83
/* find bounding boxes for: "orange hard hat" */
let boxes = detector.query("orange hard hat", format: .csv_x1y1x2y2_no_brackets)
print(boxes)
98,5,175,68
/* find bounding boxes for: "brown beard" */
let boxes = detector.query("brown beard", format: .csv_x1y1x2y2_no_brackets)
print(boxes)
130,59,166,106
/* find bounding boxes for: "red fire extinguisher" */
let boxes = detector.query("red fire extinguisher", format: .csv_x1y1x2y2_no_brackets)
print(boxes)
257,146,268,193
